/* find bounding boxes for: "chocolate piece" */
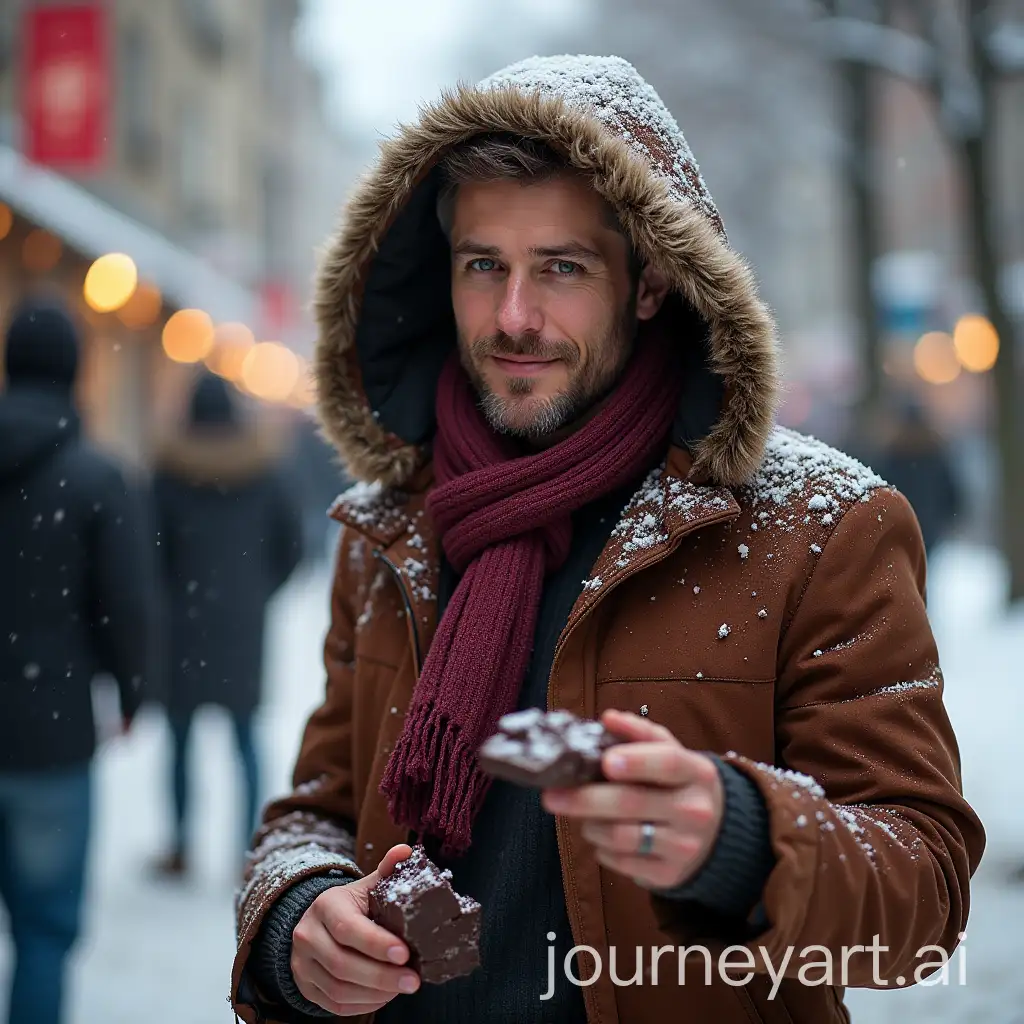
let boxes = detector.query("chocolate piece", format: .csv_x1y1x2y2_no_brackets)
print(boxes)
368,846,481,984
478,708,620,789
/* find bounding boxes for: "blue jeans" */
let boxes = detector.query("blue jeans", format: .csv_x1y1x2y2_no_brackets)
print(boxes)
169,711,259,855
0,765,91,1024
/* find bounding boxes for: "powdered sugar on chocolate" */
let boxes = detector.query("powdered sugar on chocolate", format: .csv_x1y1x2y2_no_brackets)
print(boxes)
479,708,618,788
369,845,481,983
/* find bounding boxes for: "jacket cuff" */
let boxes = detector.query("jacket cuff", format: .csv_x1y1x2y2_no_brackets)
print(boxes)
250,872,355,1018
654,756,775,920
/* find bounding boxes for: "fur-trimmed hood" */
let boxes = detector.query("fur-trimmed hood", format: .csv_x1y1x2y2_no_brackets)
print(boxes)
314,55,779,489
154,427,286,487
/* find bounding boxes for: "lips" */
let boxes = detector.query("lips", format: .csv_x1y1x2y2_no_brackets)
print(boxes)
491,355,561,375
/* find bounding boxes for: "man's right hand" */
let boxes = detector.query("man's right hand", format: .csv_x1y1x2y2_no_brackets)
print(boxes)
291,844,421,1016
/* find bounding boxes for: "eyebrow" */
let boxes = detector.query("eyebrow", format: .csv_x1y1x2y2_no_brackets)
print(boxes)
452,240,606,263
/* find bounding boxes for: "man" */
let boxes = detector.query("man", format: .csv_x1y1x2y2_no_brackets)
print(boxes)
151,372,304,876
0,297,160,1024
231,56,984,1024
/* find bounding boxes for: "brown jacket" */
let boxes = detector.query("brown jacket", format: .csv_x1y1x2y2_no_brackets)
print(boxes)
231,55,983,1024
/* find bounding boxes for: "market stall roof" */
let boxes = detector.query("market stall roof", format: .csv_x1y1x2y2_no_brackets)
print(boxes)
0,144,256,324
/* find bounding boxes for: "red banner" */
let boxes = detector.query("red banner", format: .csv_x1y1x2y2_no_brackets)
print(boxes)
22,4,109,171
260,279,298,336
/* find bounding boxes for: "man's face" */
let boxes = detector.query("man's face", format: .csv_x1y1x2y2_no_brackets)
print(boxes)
449,174,667,440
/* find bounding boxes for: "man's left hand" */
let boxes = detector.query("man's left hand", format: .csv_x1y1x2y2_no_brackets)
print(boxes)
541,709,724,890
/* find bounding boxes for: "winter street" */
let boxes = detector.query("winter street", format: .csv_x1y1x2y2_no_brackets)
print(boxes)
0,545,1021,1023
2,2,1021,1023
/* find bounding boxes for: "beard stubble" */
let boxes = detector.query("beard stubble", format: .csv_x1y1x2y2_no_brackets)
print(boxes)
458,306,637,441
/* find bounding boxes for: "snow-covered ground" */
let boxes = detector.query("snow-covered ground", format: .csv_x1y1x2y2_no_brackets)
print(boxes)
0,543,1022,1023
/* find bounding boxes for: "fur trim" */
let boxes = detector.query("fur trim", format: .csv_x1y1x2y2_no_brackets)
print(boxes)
154,427,286,485
315,72,779,489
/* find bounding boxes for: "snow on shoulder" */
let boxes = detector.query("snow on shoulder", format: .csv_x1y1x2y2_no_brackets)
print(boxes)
329,479,409,536
742,428,890,521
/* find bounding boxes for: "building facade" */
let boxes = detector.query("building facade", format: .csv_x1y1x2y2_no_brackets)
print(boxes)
0,0,351,460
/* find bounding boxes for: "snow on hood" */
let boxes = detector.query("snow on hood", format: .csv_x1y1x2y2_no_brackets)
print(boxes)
313,54,779,490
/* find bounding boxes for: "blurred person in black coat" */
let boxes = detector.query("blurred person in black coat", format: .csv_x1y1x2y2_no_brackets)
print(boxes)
288,412,350,565
872,396,963,556
151,373,303,877
0,298,160,1024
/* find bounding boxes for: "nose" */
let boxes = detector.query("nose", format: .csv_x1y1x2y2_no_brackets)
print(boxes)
495,272,543,337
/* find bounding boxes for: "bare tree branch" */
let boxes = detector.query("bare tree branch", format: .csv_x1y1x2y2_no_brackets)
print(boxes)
984,21,1024,72
925,1,986,138
834,0,882,17
808,15,937,80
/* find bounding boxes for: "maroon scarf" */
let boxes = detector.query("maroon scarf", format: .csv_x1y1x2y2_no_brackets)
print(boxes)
380,336,682,854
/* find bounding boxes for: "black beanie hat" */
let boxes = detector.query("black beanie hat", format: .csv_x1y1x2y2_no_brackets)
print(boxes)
4,298,80,391
188,372,236,426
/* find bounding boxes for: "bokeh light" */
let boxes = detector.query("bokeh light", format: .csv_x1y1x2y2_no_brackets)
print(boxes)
116,282,163,329
953,314,999,373
22,229,63,272
913,331,962,385
206,322,255,381
162,309,215,363
84,253,138,313
241,342,300,401
0,203,12,240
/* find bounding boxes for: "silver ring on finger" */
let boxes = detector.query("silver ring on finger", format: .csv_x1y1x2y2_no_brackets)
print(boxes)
638,821,656,857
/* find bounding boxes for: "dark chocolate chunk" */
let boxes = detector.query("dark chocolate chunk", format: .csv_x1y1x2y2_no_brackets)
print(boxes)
419,944,481,984
478,708,619,789
368,846,481,984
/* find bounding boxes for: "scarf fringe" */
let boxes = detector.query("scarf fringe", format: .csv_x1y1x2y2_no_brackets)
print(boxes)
380,704,485,856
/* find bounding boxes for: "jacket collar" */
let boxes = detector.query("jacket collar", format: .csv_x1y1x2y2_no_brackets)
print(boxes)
329,445,739,666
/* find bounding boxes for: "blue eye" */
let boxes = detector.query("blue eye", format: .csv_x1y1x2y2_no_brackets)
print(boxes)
468,258,498,272
551,261,580,275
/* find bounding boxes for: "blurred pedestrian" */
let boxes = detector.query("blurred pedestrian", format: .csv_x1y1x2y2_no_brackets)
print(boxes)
151,373,303,877
0,298,160,1024
872,395,963,555
288,413,350,565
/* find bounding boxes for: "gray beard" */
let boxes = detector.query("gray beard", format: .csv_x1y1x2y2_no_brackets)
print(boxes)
460,289,641,441
478,385,583,440
467,323,637,442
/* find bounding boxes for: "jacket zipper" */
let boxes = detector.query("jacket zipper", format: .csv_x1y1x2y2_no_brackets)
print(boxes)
547,505,738,1024
373,549,423,675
